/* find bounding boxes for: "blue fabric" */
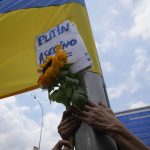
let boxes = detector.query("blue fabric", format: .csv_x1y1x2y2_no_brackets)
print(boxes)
0,0,85,13
117,110,150,147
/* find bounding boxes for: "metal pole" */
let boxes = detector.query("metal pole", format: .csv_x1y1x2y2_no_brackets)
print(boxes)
32,95,44,150
75,71,118,150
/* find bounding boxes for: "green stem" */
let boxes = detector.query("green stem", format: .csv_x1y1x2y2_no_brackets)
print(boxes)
70,135,75,149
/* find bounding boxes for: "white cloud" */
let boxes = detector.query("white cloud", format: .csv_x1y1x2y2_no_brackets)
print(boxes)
108,48,150,100
50,102,61,110
99,30,118,53
33,105,41,111
110,9,119,16
0,98,62,150
129,0,150,40
0,101,38,150
1,96,29,113
0,96,16,104
130,49,148,76
127,48,148,93
129,48,150,89
119,0,134,8
129,100,149,109
41,113,61,150
107,84,127,99
145,65,150,81
102,62,114,73
146,65,150,73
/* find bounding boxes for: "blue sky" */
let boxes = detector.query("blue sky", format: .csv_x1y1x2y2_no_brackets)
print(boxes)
0,0,150,149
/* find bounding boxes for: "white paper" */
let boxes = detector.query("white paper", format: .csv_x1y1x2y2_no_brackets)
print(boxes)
35,20,92,73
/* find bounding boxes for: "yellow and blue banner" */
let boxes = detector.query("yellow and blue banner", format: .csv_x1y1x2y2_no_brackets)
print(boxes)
0,0,101,99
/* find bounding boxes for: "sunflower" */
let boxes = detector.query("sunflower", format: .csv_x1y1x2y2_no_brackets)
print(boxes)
37,45,67,88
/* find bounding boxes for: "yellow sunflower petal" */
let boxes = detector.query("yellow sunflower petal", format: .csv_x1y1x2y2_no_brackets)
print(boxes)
39,64,45,68
47,55,52,61
37,68,43,73
56,51,67,63
52,57,63,68
56,45,62,52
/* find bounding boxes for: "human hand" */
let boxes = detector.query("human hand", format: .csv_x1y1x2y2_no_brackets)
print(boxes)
52,140,72,150
79,100,122,136
58,109,81,140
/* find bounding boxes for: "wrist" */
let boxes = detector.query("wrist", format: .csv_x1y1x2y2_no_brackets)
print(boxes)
108,121,125,138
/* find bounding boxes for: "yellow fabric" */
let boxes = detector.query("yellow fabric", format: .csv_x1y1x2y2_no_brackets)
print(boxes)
0,3,102,99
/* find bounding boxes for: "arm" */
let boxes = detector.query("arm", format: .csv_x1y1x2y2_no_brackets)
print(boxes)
79,100,150,150
112,123,150,150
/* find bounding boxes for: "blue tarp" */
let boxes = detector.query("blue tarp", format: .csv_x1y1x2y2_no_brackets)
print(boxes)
0,0,85,13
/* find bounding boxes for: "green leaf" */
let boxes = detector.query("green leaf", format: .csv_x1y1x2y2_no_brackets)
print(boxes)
66,87,73,99
65,76,79,87
78,87,87,96
49,89,69,106
47,62,87,110
71,87,87,110
68,72,80,79
60,70,69,76
62,63,73,71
